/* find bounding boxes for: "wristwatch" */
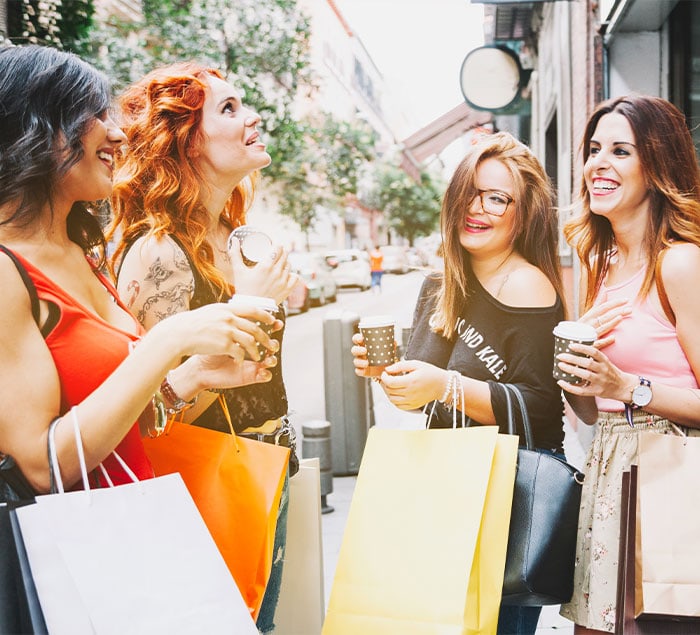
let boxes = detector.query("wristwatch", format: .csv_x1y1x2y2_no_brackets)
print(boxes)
624,376,652,426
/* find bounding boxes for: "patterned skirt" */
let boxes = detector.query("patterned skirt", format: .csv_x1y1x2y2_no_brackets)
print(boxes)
559,410,699,632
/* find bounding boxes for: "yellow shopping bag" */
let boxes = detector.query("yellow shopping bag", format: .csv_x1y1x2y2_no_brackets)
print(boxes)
322,426,518,635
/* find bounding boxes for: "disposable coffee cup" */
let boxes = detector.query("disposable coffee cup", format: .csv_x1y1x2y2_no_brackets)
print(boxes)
359,315,396,377
228,226,273,266
553,321,598,384
228,294,277,359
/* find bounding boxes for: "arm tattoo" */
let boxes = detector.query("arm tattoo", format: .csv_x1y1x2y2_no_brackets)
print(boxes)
137,281,194,325
145,257,173,290
125,280,140,310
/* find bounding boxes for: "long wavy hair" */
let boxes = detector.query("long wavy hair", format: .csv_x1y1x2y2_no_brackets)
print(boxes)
431,131,564,337
0,45,111,267
108,62,258,299
565,94,700,311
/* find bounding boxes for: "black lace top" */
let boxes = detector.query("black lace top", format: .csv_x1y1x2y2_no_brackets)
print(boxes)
120,234,289,435
179,244,289,435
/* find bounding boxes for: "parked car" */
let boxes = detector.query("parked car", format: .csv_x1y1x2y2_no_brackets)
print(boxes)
324,249,371,290
406,246,428,268
288,252,338,306
284,275,310,314
380,245,410,274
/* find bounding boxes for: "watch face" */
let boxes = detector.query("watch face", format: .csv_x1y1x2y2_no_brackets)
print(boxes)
632,384,652,408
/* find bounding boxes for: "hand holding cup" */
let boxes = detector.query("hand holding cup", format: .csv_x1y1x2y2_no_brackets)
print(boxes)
553,320,598,384
228,294,279,360
357,315,397,377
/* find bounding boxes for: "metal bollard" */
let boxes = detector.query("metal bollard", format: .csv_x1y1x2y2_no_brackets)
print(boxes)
322,311,373,475
302,420,334,514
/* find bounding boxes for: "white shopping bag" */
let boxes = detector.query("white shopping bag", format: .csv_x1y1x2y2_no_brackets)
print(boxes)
15,408,258,635
275,458,325,635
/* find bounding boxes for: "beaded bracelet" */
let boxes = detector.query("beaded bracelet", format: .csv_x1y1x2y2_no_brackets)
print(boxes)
440,370,461,409
439,371,455,404
160,372,197,415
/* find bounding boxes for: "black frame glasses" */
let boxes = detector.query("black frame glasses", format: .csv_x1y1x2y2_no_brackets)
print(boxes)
475,189,514,216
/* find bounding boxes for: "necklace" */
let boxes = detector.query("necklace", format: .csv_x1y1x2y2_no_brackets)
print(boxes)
214,244,231,263
494,271,511,299
479,252,516,299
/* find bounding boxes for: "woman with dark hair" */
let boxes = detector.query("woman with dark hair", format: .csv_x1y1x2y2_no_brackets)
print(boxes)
352,131,566,634
0,45,277,494
557,95,700,633
107,62,297,632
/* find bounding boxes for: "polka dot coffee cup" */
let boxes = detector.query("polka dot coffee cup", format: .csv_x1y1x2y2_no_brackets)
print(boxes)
228,294,277,360
359,315,396,377
553,320,598,384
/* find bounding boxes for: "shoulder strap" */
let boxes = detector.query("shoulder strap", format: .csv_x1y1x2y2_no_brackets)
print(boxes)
501,383,534,450
0,245,41,328
655,248,676,326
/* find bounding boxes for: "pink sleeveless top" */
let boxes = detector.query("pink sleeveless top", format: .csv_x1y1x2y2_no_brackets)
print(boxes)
595,266,698,412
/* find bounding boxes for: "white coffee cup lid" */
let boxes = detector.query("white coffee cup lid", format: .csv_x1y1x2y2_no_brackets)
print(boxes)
228,294,277,312
553,320,597,340
228,226,273,263
359,315,395,328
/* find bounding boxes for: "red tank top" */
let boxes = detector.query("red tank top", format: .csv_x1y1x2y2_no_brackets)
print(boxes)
12,251,154,485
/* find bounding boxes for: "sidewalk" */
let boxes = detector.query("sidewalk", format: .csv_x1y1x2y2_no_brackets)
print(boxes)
318,382,581,633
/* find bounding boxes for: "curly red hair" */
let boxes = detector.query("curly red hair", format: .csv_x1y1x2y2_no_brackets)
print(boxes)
107,62,258,298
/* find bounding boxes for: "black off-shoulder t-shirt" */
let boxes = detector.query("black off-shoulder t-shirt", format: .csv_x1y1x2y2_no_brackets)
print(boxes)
406,273,565,451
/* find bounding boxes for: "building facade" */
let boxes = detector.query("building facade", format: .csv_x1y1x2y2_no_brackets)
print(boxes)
477,0,699,313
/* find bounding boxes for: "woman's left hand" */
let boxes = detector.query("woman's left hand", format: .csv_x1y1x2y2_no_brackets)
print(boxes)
229,239,298,304
556,342,635,402
578,298,632,348
379,359,447,410
196,353,276,388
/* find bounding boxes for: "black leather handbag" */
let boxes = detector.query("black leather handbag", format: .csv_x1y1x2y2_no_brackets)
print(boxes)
0,455,47,634
498,383,585,606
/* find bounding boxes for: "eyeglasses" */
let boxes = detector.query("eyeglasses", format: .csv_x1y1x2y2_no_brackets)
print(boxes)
474,189,514,216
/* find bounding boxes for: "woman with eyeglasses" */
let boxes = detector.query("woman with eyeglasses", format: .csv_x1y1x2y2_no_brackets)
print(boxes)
351,131,566,634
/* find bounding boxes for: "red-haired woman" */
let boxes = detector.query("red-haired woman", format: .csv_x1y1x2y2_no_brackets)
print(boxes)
108,63,297,633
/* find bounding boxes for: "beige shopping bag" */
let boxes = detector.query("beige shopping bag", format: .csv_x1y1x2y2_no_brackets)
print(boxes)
635,432,700,618
275,458,325,635
322,425,517,635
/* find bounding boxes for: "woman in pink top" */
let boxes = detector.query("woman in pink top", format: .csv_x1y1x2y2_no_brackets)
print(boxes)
557,95,700,633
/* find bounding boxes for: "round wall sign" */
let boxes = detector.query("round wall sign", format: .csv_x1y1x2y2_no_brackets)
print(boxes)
459,45,524,112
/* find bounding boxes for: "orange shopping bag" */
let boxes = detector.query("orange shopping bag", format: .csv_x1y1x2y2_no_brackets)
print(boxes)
142,397,289,619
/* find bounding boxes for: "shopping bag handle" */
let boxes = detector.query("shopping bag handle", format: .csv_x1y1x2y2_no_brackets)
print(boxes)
47,407,138,494
217,394,241,452
424,370,466,430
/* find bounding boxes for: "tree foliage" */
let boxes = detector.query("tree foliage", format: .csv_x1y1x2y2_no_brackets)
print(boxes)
360,162,444,246
78,0,379,233
5,0,93,50
5,0,419,242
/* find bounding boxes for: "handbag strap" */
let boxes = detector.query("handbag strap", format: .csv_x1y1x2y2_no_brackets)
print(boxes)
0,244,40,328
500,383,534,450
655,248,676,326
